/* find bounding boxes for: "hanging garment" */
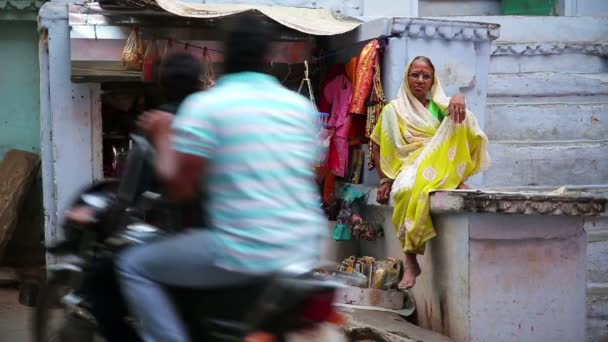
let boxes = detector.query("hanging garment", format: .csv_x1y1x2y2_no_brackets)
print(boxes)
348,39,381,116
319,64,346,115
366,56,387,170
324,74,353,178
345,57,359,83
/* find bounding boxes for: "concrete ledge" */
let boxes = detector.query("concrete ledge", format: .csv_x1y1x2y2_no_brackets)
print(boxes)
392,17,500,41
430,190,607,216
433,16,608,43
492,42,608,57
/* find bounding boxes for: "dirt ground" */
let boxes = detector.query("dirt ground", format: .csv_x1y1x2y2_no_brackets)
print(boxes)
0,287,32,342
0,286,453,342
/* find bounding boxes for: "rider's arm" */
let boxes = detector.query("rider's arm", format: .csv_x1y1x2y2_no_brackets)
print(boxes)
138,108,209,202
153,129,207,201
140,94,215,202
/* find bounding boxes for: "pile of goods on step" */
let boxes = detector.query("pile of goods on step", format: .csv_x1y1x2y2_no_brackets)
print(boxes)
315,256,402,291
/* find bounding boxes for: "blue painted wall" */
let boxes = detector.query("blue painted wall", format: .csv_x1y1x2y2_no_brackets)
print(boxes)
0,21,40,159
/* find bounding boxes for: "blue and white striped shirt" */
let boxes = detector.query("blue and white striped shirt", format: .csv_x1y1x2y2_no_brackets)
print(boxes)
173,72,326,273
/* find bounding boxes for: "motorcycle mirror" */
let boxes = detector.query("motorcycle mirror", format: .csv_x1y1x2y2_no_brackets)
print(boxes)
81,193,110,209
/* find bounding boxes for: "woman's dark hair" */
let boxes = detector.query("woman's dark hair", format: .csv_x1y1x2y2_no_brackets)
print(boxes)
411,56,436,73
158,52,202,103
223,14,275,74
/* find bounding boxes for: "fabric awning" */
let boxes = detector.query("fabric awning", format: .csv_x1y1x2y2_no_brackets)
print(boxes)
154,0,362,36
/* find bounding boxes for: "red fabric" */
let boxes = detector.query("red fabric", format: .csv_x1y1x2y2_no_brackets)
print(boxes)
348,39,380,115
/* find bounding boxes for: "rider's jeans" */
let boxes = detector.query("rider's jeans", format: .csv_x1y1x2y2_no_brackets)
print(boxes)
116,230,253,342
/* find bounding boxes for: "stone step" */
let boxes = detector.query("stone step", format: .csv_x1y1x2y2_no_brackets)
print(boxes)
487,72,608,98
485,103,608,141
490,52,607,74
586,217,608,286
588,239,608,284
586,318,608,342
483,140,608,187
587,283,608,314
586,216,608,243
488,95,608,105
486,185,608,196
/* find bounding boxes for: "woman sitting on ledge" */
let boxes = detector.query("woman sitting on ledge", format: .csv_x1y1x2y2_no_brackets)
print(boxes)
371,56,490,289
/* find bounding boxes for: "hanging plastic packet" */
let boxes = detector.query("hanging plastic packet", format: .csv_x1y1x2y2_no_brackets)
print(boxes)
142,39,159,82
122,27,144,71
200,47,216,90
297,61,330,168
317,112,331,167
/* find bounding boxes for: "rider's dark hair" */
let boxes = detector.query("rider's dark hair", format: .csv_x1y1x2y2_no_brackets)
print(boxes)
223,14,275,74
158,52,202,103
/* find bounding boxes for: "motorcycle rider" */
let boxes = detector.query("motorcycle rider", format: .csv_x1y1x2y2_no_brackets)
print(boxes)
73,52,204,341
116,15,326,342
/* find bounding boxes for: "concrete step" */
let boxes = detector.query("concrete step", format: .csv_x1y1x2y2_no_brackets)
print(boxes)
488,95,608,105
483,140,608,187
487,72,608,98
485,103,608,141
586,216,608,286
588,239,608,284
587,283,608,316
490,52,607,74
341,308,453,342
586,317,608,342
586,216,608,243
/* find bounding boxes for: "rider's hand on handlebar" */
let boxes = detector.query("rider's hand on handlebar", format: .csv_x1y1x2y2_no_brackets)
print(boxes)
65,206,98,224
137,110,174,141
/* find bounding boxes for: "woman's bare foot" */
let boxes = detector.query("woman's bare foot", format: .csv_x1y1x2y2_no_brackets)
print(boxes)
457,183,471,189
398,254,421,289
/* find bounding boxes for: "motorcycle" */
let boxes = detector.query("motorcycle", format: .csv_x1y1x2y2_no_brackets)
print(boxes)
32,135,348,342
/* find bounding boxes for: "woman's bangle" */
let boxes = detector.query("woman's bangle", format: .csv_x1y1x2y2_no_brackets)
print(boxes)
379,178,393,186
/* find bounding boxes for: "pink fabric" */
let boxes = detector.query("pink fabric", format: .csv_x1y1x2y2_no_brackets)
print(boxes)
324,75,353,178
319,64,346,115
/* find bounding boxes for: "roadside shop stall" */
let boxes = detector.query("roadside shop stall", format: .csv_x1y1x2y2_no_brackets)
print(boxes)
38,0,499,313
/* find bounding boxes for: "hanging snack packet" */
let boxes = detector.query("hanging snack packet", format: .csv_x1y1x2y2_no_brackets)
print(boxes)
122,27,144,71
200,47,216,90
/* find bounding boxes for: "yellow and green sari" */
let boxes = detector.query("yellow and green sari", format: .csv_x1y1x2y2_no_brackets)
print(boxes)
370,58,490,255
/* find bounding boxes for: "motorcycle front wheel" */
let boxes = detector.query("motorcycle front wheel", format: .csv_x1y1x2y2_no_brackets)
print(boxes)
32,273,96,342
